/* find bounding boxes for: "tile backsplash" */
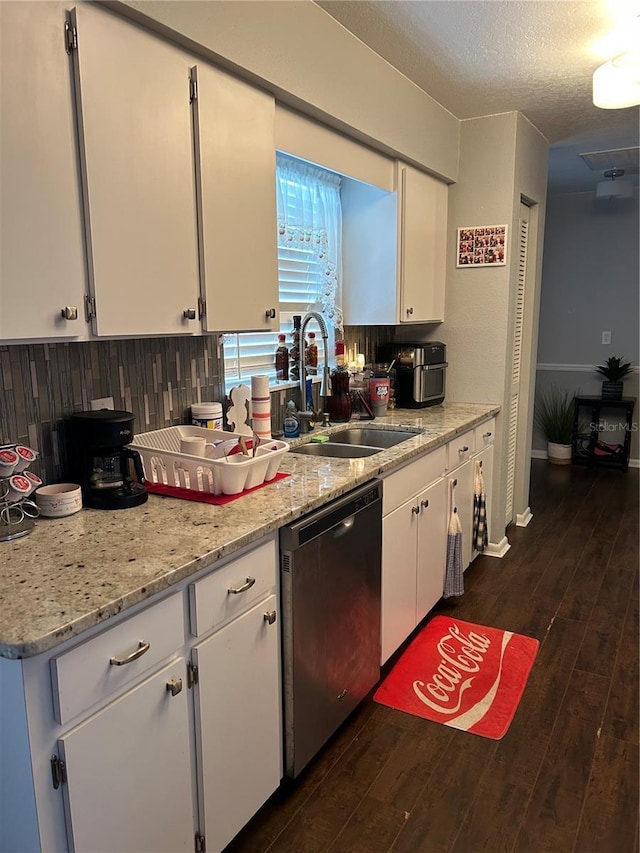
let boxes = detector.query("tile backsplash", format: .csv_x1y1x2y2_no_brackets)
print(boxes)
0,326,394,484
0,336,225,483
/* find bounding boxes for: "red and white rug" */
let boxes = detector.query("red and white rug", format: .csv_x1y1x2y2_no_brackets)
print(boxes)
374,615,539,740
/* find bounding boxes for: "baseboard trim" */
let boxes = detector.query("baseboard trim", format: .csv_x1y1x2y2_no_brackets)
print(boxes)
516,507,533,527
483,536,511,558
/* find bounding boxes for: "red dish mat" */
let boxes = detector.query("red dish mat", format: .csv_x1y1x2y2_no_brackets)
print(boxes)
145,471,290,506
374,615,539,740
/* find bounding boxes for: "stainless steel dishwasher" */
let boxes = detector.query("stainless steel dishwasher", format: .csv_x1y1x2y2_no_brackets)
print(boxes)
280,479,382,778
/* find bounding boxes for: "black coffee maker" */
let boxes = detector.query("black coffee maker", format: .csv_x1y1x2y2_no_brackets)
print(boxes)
67,410,148,509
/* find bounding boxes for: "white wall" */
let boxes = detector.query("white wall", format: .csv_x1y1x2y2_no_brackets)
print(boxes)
111,0,460,182
534,189,640,460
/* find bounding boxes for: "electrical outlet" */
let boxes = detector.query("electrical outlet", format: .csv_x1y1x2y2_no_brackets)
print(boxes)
602,331,611,345
90,397,114,411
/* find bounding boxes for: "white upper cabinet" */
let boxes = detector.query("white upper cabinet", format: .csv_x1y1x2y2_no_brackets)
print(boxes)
398,163,448,324
342,163,448,326
0,2,88,342
70,4,200,337
191,63,279,332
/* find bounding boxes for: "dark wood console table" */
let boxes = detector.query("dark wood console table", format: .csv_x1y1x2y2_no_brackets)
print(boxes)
572,395,636,471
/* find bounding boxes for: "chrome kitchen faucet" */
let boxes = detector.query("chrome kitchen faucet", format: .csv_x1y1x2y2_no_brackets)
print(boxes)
298,311,332,432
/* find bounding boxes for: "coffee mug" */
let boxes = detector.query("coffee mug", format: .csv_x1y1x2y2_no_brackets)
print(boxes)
180,436,216,457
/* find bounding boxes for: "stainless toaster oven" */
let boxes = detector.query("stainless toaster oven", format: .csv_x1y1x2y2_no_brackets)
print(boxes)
377,342,447,408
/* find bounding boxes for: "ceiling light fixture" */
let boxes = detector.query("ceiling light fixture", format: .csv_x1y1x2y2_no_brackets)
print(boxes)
595,168,633,199
593,45,640,108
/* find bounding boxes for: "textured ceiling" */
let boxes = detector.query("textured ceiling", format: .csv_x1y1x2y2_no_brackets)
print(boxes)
315,0,640,193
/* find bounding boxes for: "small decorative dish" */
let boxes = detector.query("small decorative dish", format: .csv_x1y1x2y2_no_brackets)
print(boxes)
35,483,83,517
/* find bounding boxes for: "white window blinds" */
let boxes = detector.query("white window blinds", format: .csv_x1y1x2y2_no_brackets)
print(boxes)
223,154,342,387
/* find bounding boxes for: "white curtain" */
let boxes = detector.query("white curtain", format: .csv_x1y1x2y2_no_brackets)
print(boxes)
276,153,343,332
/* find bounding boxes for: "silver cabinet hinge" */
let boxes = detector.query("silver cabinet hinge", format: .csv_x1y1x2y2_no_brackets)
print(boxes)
194,833,206,853
189,76,198,104
187,661,199,688
84,295,96,322
64,21,77,54
197,296,206,320
51,755,67,789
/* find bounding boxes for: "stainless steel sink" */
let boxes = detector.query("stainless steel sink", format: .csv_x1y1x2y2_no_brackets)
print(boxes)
289,427,421,458
328,427,420,449
289,442,381,458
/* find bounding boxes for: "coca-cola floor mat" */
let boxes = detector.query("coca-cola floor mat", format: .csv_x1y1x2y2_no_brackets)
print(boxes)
374,615,539,740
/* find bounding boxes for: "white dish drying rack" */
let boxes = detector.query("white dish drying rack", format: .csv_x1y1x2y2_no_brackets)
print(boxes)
131,426,288,496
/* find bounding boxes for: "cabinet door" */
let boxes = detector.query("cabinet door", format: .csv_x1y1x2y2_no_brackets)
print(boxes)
192,64,279,332
381,499,419,664
448,458,474,572
71,5,200,337
193,594,281,852
472,444,494,558
398,164,447,323
0,2,87,341
58,659,194,853
416,477,448,622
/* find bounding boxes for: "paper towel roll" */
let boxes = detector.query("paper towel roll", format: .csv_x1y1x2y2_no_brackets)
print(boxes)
251,374,270,400
251,375,271,439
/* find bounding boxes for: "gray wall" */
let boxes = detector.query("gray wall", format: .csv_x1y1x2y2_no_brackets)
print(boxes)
534,189,640,460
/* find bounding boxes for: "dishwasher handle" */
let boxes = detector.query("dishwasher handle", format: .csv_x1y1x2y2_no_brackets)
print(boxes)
332,515,355,538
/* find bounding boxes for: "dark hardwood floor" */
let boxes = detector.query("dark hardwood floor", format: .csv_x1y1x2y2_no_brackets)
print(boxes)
227,460,639,853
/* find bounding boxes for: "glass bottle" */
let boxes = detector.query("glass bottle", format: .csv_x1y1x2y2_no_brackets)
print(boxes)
289,315,301,381
327,340,352,422
274,334,289,381
306,332,318,375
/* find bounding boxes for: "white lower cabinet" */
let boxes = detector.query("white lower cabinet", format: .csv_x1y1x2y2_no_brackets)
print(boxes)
1,537,281,853
381,476,448,663
415,478,448,622
57,658,194,853
192,594,282,852
380,419,495,663
447,457,475,573
381,448,448,664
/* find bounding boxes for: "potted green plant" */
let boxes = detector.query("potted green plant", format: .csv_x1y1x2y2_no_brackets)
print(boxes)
534,386,575,465
596,356,633,400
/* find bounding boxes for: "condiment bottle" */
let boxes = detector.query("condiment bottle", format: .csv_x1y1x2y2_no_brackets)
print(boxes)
306,332,318,375
289,315,302,381
327,340,352,422
275,334,289,381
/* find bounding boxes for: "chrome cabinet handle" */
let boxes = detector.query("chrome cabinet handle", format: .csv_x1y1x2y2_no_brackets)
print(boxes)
228,577,256,595
411,504,420,515
60,306,78,320
109,640,150,666
265,308,276,319
166,678,183,696
264,610,277,625
421,499,429,509
183,308,196,320
483,431,492,438
458,445,469,453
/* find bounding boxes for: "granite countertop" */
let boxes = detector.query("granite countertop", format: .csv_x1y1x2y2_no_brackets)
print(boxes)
0,402,499,660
